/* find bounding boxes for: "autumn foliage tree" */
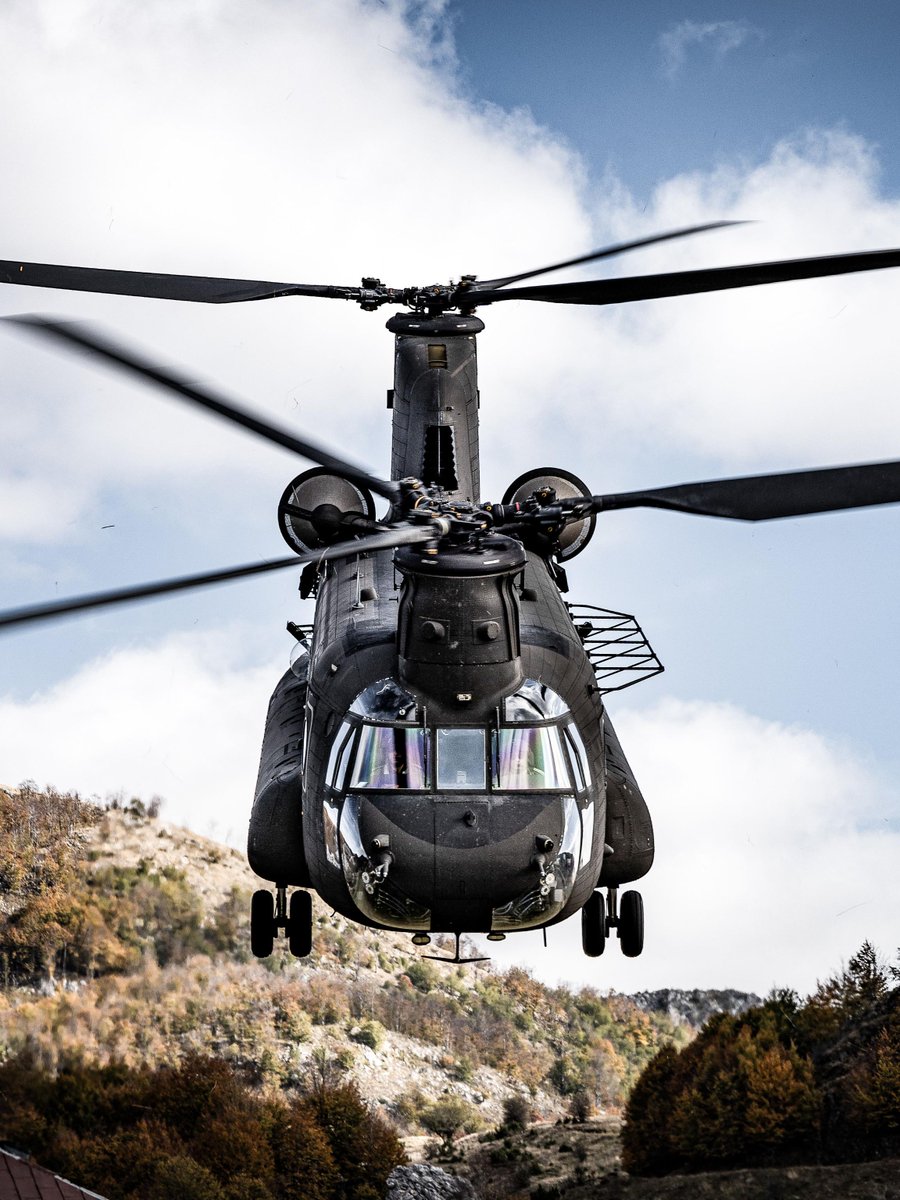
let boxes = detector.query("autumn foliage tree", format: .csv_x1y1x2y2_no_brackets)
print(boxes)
0,1052,404,1200
624,943,900,1175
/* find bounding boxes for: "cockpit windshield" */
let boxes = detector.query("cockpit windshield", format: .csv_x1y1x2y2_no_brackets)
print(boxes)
493,726,569,789
348,725,428,789
436,728,486,790
331,677,586,794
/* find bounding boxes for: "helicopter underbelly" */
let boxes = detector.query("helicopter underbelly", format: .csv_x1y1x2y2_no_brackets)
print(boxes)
331,790,585,934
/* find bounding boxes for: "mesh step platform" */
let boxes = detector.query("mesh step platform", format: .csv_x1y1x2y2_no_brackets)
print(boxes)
566,604,664,694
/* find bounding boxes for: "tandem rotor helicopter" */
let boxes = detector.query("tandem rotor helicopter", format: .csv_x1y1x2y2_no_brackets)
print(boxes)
2,225,900,964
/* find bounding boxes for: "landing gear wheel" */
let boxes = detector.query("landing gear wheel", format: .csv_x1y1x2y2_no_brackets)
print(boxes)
619,890,644,958
250,889,275,958
581,890,606,957
288,889,313,958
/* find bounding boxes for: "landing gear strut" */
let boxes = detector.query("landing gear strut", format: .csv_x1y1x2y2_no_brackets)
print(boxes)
250,887,313,959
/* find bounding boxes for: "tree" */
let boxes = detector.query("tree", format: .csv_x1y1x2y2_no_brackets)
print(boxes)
621,1044,682,1174
848,1024,900,1137
300,1080,406,1199
147,1156,224,1200
268,1102,338,1200
568,1089,593,1123
420,1096,481,1156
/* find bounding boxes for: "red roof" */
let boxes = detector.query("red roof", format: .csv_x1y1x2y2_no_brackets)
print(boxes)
0,1149,108,1200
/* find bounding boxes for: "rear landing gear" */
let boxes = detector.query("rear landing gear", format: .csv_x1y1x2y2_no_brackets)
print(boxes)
250,887,313,959
581,887,644,958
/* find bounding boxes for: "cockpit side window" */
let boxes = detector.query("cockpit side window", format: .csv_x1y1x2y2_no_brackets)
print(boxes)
563,722,591,791
503,679,570,721
350,678,419,721
493,726,571,790
348,725,428,789
326,720,355,790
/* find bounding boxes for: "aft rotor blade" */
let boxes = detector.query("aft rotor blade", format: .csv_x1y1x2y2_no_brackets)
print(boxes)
6,316,399,503
468,248,900,307
0,258,359,304
467,221,745,292
0,525,433,631
591,459,900,522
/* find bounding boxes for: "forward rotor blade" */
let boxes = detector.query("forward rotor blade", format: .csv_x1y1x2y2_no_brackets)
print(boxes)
466,221,745,292
0,525,433,631
0,258,359,304
5,316,399,503
468,248,900,307
591,459,900,522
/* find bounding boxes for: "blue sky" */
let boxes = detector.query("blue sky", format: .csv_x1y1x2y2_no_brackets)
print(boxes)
452,1,900,198
1,0,899,994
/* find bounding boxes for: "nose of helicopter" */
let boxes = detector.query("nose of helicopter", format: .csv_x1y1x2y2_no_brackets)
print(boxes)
339,791,580,933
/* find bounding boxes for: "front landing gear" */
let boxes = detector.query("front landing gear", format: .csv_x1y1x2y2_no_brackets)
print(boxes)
581,890,606,957
250,887,313,959
581,887,644,958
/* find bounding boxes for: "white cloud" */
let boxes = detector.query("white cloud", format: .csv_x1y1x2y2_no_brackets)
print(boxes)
483,698,900,997
579,129,900,471
0,0,589,547
0,628,283,845
659,19,760,80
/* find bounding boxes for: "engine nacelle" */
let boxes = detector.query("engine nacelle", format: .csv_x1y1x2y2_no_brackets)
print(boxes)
278,467,376,553
502,467,596,560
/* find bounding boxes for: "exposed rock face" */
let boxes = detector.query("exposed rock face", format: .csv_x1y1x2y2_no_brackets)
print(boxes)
386,1163,479,1199
627,988,761,1027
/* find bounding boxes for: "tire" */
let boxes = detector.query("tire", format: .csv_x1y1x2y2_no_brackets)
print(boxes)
581,890,606,957
619,890,644,958
288,889,313,958
250,889,275,958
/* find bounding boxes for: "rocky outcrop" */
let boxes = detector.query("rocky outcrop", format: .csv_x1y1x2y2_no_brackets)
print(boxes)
386,1163,478,1199
627,988,761,1027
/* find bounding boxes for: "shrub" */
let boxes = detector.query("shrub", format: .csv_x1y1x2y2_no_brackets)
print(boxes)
501,1093,532,1131
350,1019,385,1051
405,959,439,993
568,1089,593,1123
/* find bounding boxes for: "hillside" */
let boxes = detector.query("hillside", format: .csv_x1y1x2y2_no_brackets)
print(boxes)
0,783,720,1130
5,784,898,1199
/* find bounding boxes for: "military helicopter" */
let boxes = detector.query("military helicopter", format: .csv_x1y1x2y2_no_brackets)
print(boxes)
2,225,900,965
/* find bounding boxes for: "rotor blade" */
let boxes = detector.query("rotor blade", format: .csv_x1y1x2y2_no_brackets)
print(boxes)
0,258,360,304
0,525,433,631
467,248,900,307
5,316,399,503
466,221,746,292
591,459,900,522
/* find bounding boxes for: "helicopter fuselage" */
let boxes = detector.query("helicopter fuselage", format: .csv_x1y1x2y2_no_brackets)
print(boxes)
248,316,654,939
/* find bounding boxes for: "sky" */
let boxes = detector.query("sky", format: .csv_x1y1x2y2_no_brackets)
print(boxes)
1,0,899,998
